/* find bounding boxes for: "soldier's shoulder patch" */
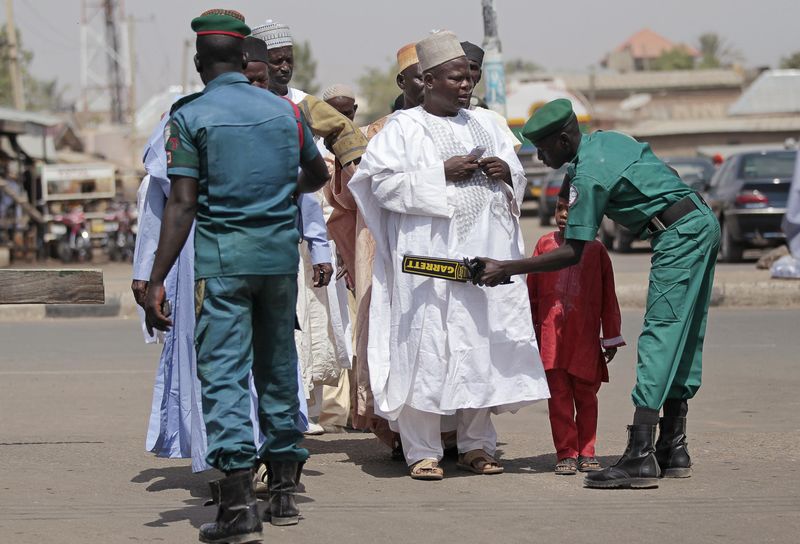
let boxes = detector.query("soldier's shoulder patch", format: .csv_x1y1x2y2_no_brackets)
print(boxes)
569,184,579,208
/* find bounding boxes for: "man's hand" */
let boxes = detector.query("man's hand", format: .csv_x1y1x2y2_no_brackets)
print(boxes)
312,263,334,287
473,257,510,287
144,282,172,335
604,347,618,363
131,280,148,308
479,156,511,184
444,155,479,181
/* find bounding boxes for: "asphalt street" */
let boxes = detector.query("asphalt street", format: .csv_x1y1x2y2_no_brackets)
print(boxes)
1,309,798,544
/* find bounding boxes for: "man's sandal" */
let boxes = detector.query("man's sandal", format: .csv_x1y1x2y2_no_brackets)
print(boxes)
555,457,578,475
577,456,601,472
409,458,444,480
456,449,504,475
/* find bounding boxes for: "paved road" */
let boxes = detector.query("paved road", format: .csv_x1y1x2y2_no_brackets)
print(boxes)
1,309,798,543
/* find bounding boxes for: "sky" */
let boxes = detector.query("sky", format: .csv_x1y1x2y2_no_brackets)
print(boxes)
6,0,800,108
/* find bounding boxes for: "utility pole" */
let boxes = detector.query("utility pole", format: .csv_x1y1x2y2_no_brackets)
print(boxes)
103,0,125,123
181,39,191,92
4,0,25,110
481,0,506,116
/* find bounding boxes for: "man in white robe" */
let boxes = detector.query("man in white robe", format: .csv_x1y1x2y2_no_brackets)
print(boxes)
250,21,352,434
349,31,549,480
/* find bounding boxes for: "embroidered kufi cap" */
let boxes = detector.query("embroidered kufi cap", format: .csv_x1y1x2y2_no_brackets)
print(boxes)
397,43,419,72
251,20,293,49
321,84,356,101
415,30,465,72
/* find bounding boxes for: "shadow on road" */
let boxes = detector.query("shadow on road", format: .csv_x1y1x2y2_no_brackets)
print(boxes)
501,453,619,474
132,466,214,529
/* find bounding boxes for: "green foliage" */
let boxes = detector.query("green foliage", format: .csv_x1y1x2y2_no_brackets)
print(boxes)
651,47,695,71
780,51,800,69
697,33,741,69
0,27,66,111
292,40,319,95
357,63,398,123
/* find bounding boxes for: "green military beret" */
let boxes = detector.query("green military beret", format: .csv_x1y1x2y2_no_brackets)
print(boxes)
191,9,251,39
522,98,576,143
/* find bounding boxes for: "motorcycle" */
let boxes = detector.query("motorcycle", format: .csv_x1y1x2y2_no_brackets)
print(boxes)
105,203,136,262
53,207,91,263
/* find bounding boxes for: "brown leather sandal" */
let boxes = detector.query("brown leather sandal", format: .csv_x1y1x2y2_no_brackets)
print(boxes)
577,456,601,472
409,458,444,480
456,449,504,475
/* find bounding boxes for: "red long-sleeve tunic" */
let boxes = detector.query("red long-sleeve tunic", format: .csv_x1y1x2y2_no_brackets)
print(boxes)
527,232,625,384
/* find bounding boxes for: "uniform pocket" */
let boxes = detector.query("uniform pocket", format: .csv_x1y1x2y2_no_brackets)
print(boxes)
645,267,690,323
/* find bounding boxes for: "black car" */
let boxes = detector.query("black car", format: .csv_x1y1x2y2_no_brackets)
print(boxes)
705,150,796,262
537,165,568,226
600,157,717,252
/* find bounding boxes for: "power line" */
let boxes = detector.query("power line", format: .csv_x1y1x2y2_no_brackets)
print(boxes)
18,0,77,49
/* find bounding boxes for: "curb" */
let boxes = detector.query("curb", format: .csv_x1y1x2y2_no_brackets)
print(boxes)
615,280,800,309
1,281,799,321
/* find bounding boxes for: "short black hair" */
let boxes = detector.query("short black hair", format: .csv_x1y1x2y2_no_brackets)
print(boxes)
196,34,244,66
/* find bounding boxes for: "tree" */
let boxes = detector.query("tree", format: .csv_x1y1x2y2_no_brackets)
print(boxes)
0,26,66,111
697,33,741,69
651,47,695,71
292,40,319,95
780,51,800,69
357,63,398,123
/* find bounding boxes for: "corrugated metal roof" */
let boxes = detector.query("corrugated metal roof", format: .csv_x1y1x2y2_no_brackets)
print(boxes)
0,107,63,127
729,70,800,115
514,69,744,93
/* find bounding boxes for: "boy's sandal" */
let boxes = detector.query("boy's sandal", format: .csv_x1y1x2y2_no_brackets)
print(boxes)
555,457,578,475
409,458,444,480
456,449,504,475
577,457,601,472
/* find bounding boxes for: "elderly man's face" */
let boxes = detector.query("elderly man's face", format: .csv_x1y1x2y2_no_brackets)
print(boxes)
467,59,482,86
326,96,357,121
244,61,269,89
266,46,293,91
425,57,473,115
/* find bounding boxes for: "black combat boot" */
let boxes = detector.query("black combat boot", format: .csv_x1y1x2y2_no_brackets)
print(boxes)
655,416,692,478
584,425,661,489
199,469,262,544
266,461,300,526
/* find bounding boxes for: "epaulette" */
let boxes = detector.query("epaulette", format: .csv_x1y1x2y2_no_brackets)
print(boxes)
169,92,203,115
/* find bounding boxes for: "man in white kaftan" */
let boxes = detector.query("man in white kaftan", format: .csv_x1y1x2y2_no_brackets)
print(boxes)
349,31,548,479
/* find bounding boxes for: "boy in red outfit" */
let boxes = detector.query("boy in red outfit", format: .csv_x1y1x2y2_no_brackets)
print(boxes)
527,190,625,475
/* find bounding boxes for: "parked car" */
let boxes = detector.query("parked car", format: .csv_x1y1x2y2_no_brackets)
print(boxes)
537,165,568,226
705,150,796,262
600,157,717,253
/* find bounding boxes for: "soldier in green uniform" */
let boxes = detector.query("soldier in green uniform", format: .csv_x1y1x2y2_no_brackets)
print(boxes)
143,9,329,543
476,99,720,490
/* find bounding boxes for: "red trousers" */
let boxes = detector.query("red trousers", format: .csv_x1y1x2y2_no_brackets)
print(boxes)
546,369,601,460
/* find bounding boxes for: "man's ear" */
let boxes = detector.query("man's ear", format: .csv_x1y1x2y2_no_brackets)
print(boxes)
193,54,201,73
242,52,249,70
396,73,405,91
423,72,434,89
353,104,358,114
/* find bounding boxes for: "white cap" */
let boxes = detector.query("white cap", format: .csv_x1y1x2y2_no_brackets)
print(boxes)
415,30,465,72
251,20,292,49
321,84,356,101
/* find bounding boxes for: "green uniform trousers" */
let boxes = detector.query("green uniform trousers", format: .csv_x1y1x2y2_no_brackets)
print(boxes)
633,194,720,410
195,274,309,472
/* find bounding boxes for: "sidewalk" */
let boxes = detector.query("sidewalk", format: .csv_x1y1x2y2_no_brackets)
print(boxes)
1,255,799,321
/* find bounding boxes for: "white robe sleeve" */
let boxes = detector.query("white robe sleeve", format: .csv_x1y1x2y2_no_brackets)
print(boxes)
472,109,527,216
365,120,452,219
132,175,166,281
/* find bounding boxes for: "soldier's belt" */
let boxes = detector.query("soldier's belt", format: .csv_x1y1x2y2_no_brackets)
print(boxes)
401,255,512,284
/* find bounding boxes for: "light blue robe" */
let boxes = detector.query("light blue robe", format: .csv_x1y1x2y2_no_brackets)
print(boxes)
135,116,311,473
